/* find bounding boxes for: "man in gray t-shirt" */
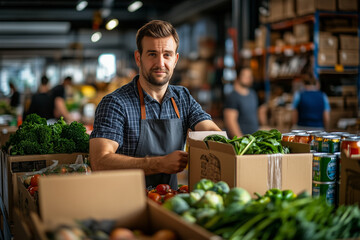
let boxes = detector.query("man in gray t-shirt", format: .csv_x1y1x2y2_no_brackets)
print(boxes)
223,67,259,138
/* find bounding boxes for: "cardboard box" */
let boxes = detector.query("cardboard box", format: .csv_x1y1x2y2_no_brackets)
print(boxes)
297,0,336,15
182,60,210,88
338,0,358,11
283,0,296,19
284,32,296,46
188,132,312,196
318,49,337,66
30,170,216,240
0,126,17,199
339,153,360,206
17,175,39,223
293,24,310,44
0,125,17,147
1,152,87,224
255,26,267,49
319,33,338,50
339,50,359,66
13,207,33,240
339,35,359,50
270,0,284,22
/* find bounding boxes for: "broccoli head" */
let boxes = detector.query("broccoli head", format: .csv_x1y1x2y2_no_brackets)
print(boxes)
22,113,47,126
53,138,76,153
61,121,89,152
3,114,89,155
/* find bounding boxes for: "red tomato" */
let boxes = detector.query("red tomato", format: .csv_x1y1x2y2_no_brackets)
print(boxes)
167,189,178,195
30,174,41,187
148,192,162,204
156,184,171,195
28,186,38,196
164,192,175,201
178,185,189,193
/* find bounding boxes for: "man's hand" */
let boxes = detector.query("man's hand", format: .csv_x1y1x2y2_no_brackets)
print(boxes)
160,150,188,174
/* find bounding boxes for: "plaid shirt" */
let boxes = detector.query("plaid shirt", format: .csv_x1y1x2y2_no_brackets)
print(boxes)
90,76,212,156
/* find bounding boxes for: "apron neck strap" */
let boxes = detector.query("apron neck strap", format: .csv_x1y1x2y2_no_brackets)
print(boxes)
137,79,146,120
171,98,180,119
137,79,181,120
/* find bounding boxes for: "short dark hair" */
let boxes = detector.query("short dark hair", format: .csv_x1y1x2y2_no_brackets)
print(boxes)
64,76,72,82
302,75,317,86
136,20,179,55
236,65,252,76
41,76,49,85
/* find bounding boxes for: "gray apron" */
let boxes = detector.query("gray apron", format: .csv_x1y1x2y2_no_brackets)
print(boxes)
134,80,185,190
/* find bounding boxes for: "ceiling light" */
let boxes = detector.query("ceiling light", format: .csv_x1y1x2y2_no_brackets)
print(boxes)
91,32,102,42
128,1,143,12
76,1,88,11
106,19,119,30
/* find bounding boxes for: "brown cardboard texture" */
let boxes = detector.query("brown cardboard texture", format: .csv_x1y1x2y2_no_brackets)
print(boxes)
340,35,359,50
31,170,217,240
319,33,338,50
17,175,39,223
2,152,86,224
339,50,359,66
188,135,312,196
338,0,358,11
318,49,337,66
297,0,336,15
13,207,33,240
339,153,360,206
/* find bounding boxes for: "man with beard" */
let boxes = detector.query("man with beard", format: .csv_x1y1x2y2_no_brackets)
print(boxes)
89,20,221,190
223,66,260,138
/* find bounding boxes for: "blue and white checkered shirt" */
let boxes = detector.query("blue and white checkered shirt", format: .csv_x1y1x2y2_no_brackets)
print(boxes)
90,76,212,156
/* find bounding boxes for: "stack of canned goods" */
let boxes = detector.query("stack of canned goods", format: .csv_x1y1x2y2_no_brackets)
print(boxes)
282,130,358,206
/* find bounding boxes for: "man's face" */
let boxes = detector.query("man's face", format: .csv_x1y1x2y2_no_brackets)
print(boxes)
238,68,253,88
135,36,179,86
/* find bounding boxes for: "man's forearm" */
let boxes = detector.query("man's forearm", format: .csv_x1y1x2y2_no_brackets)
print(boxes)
90,152,162,175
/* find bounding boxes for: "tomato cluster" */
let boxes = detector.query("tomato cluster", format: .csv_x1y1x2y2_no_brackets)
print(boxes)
147,184,189,204
27,174,41,196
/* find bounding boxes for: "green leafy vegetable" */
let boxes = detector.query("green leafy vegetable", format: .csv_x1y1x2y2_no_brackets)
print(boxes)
2,113,89,155
203,129,290,155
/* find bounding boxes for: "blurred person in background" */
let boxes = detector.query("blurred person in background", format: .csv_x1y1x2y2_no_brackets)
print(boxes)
223,66,263,138
9,82,20,108
291,74,330,130
24,75,52,120
50,76,74,122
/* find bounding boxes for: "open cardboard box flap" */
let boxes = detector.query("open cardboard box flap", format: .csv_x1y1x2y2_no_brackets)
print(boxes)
188,131,228,141
39,170,146,228
32,169,218,240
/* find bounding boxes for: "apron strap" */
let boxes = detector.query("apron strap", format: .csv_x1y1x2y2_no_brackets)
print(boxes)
171,97,180,119
137,79,146,120
137,79,181,120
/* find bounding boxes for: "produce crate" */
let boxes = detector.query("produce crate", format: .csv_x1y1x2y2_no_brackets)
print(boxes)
17,176,38,230
30,170,216,240
1,152,87,224
188,132,312,196
13,208,32,240
0,126,17,148
0,125,17,200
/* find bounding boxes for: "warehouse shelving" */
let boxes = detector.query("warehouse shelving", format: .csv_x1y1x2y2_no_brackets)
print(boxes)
259,8,360,131
264,10,360,103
